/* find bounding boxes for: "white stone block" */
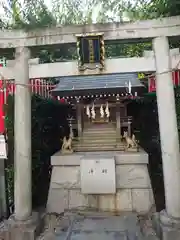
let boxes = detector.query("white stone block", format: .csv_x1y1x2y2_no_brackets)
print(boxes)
116,190,133,212
46,188,68,213
115,152,148,164
143,48,180,58
51,153,83,166
98,195,116,212
170,48,179,56
68,190,97,209
80,158,116,194
6,58,40,67
51,151,149,166
98,190,133,212
143,50,154,58
116,165,151,188
51,166,80,189
132,189,154,214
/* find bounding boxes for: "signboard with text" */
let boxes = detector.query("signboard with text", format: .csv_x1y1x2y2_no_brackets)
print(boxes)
0,135,7,159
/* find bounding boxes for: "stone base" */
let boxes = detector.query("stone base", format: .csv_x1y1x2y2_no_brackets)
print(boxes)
61,149,74,154
160,210,180,240
1,212,43,240
152,210,180,240
47,150,155,215
125,147,139,152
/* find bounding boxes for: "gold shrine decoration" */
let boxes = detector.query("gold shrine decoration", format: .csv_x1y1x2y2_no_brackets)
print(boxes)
100,36,105,67
88,39,94,63
76,32,105,69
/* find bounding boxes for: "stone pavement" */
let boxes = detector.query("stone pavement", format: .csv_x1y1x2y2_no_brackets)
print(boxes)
37,212,159,240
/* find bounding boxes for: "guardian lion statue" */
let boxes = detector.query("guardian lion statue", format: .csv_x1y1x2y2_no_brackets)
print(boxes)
123,131,138,151
61,129,74,154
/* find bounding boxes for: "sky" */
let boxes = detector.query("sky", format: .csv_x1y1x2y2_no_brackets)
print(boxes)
44,0,52,9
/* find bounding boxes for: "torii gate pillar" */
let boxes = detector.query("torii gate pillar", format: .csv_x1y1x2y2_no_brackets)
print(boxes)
14,46,32,221
153,36,180,239
6,46,40,240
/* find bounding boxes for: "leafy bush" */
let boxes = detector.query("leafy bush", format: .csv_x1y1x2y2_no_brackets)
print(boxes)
5,94,69,209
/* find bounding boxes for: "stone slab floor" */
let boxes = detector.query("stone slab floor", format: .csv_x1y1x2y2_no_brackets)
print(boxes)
37,212,159,240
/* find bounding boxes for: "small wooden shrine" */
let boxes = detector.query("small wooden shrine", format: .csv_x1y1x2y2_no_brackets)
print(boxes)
52,33,144,152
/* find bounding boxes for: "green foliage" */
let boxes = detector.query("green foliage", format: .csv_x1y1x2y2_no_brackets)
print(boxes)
5,94,69,207
1,0,179,61
2,0,56,30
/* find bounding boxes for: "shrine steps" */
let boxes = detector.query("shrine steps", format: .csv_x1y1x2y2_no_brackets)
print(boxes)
78,138,118,143
73,124,123,152
81,133,117,140
83,125,116,136
73,142,123,148
74,145,125,152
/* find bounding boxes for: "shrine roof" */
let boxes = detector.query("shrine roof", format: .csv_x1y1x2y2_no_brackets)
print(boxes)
51,72,144,96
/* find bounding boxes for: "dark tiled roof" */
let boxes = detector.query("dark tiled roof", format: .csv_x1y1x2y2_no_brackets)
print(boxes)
52,73,144,96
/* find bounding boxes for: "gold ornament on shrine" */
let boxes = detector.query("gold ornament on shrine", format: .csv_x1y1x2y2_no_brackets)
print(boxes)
100,37,105,67
76,32,105,70
76,39,83,68
88,39,95,63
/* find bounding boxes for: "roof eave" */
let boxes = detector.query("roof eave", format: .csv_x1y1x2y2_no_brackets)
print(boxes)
51,85,145,97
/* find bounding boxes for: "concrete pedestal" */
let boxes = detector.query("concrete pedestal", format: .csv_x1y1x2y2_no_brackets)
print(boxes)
160,210,180,240
47,150,155,215
1,212,43,240
153,210,180,240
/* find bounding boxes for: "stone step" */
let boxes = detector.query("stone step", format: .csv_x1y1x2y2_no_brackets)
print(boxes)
81,135,117,140
83,127,116,133
73,142,124,147
74,145,124,152
73,138,121,146
83,132,116,137
83,127,116,132
79,138,118,144
73,143,125,151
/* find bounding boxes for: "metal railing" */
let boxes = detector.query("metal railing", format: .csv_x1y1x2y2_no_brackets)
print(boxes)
0,79,55,104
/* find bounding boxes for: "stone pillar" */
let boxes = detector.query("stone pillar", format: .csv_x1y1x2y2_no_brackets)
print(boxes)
116,96,121,139
153,37,180,239
76,100,82,137
0,158,7,218
14,47,32,221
